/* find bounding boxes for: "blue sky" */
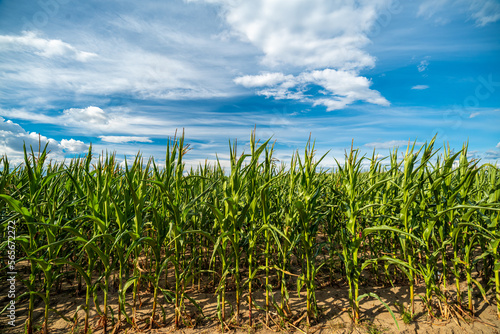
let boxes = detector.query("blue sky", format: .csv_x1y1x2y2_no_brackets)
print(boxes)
0,0,499,167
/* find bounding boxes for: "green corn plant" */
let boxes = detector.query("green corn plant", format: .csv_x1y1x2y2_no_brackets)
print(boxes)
258,143,288,326
108,173,135,329
30,170,75,334
89,153,118,334
277,158,300,320
334,144,419,327
426,151,498,314
78,152,120,334
245,141,260,328
150,134,214,328
0,155,12,199
208,139,251,329
0,143,54,334
146,160,173,328
412,146,463,315
123,154,151,328
456,163,500,316
245,133,275,326
0,132,498,333
324,164,340,286
150,137,188,329
267,157,296,323
391,138,436,315
294,140,327,326
63,147,99,334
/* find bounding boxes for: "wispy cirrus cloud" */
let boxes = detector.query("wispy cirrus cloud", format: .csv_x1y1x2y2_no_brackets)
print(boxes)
417,60,429,72
485,150,500,159
0,44,232,101
0,106,178,138
99,136,153,143
411,85,429,90
364,140,423,149
418,0,500,26
0,31,96,61
0,9,249,106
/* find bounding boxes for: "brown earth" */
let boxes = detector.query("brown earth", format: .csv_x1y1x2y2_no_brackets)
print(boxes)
2,276,499,334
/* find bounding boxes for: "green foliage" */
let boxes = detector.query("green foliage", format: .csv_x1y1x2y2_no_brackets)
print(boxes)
0,132,499,334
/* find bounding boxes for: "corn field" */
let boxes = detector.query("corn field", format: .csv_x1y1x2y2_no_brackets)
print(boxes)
0,132,499,333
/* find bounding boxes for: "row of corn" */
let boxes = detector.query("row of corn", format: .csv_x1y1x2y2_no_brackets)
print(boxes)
0,132,499,333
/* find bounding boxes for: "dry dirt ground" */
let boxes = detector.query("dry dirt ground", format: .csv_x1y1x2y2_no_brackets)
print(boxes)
1,278,499,334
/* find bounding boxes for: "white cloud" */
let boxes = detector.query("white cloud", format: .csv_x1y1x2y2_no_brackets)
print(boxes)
412,85,429,90
304,69,389,107
99,136,153,143
0,118,58,154
364,140,419,149
469,0,500,26
234,72,293,87
485,150,500,159
469,112,480,118
417,60,429,72
60,139,88,152
0,1,394,111
62,106,109,125
418,0,452,20
235,69,389,111
0,31,96,61
418,0,500,26
0,107,54,123
196,0,392,110
496,142,500,149
0,25,241,102
0,117,88,159
0,105,177,138
199,0,386,69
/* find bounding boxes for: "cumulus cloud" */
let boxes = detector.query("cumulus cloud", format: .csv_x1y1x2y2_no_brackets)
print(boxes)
412,85,429,90
497,142,500,149
235,69,389,111
198,0,392,110
62,106,109,125
0,31,96,61
99,136,153,143
0,118,58,154
0,117,88,158
214,0,382,69
60,139,88,152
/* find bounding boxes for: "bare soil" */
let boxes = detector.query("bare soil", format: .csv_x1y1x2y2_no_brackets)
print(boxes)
2,275,499,334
